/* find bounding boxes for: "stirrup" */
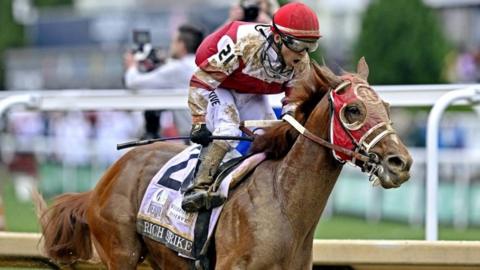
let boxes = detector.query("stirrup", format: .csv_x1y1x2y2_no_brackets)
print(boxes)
182,190,226,212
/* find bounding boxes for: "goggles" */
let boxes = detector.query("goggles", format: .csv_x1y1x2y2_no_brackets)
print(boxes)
281,34,319,53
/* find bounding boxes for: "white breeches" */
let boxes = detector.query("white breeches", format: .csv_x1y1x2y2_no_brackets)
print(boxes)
198,88,277,148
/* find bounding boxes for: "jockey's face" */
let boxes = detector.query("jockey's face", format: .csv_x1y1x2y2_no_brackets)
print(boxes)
275,34,309,71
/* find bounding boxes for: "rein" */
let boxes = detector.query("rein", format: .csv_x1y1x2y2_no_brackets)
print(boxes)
282,81,396,182
282,114,370,163
282,113,382,183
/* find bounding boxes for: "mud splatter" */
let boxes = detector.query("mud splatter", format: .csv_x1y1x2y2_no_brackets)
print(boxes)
188,87,209,116
224,104,240,125
239,34,264,70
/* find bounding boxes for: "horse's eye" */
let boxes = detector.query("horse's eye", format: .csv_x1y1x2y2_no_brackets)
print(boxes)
340,103,366,130
345,106,361,115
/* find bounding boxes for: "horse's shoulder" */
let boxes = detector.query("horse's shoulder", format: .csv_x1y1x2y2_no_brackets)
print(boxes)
226,159,280,203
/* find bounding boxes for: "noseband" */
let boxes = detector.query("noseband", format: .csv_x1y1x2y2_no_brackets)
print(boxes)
282,78,396,182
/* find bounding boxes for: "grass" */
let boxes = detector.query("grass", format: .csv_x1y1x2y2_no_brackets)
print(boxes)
315,215,480,241
2,181,40,232
2,176,480,240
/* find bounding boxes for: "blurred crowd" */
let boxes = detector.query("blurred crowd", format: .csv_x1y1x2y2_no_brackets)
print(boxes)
444,45,480,83
123,0,278,140
2,0,480,203
3,110,145,200
2,0,279,201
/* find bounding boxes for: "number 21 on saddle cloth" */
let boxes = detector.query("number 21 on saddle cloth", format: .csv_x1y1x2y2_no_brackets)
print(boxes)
136,141,266,259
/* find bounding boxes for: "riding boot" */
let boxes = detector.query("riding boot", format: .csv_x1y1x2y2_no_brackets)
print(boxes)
181,141,229,212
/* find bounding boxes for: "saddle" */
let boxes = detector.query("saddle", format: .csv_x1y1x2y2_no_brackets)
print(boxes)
137,145,266,268
211,153,253,191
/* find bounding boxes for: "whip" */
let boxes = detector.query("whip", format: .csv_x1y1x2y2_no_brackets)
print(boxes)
117,135,254,150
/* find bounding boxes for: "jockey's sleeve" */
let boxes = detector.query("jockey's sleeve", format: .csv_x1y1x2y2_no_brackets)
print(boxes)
188,37,240,124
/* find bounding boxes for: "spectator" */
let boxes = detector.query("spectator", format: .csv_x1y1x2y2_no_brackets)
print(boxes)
6,111,44,202
455,46,478,83
51,112,92,167
226,0,278,24
124,24,205,139
475,47,480,82
94,111,143,165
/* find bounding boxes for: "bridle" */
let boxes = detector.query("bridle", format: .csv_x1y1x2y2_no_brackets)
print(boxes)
282,78,396,182
282,114,371,163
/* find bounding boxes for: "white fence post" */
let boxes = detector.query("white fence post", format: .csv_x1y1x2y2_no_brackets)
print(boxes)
0,94,39,117
425,87,480,241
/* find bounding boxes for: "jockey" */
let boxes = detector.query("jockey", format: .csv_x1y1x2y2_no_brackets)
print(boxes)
182,2,321,212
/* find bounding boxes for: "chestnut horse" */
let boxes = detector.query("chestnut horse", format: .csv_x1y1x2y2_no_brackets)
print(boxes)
35,58,412,269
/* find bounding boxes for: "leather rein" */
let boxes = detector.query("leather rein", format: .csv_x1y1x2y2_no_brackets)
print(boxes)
282,114,371,163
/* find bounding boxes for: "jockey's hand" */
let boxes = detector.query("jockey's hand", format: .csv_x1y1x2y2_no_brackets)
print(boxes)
190,123,212,146
123,51,136,69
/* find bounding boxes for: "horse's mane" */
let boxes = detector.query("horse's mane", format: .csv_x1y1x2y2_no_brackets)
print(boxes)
250,62,341,159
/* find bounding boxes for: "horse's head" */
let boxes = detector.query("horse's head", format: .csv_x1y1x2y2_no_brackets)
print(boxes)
252,58,412,188
323,58,412,188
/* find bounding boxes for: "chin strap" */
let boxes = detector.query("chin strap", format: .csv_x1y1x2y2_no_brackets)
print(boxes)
259,32,292,78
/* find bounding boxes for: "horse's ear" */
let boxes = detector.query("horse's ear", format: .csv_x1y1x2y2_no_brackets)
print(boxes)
357,57,369,81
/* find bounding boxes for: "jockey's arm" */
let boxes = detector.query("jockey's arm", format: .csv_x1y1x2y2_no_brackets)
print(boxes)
188,38,240,124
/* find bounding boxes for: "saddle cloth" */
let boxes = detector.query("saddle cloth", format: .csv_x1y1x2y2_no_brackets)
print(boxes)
137,144,265,259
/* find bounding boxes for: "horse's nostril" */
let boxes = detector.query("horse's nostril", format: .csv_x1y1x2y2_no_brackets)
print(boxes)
386,155,406,170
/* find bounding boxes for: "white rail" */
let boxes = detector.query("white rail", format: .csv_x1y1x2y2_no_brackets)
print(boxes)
0,84,478,111
425,87,480,240
1,84,480,242
1,232,480,268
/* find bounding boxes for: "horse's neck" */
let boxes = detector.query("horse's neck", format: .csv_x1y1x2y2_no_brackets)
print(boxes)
277,97,343,235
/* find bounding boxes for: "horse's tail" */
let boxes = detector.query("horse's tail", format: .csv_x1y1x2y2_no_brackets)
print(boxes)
32,188,93,264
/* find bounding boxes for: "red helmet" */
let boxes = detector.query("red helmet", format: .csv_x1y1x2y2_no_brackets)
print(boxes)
272,2,321,40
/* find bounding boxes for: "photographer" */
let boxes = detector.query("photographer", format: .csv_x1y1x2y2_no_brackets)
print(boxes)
124,24,204,90
226,0,279,24
124,24,205,139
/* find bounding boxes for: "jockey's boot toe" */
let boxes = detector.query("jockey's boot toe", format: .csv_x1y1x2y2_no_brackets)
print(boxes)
205,191,226,210
182,190,226,212
181,190,207,212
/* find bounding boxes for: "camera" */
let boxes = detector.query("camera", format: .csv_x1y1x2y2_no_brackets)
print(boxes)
132,30,164,73
241,0,260,22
